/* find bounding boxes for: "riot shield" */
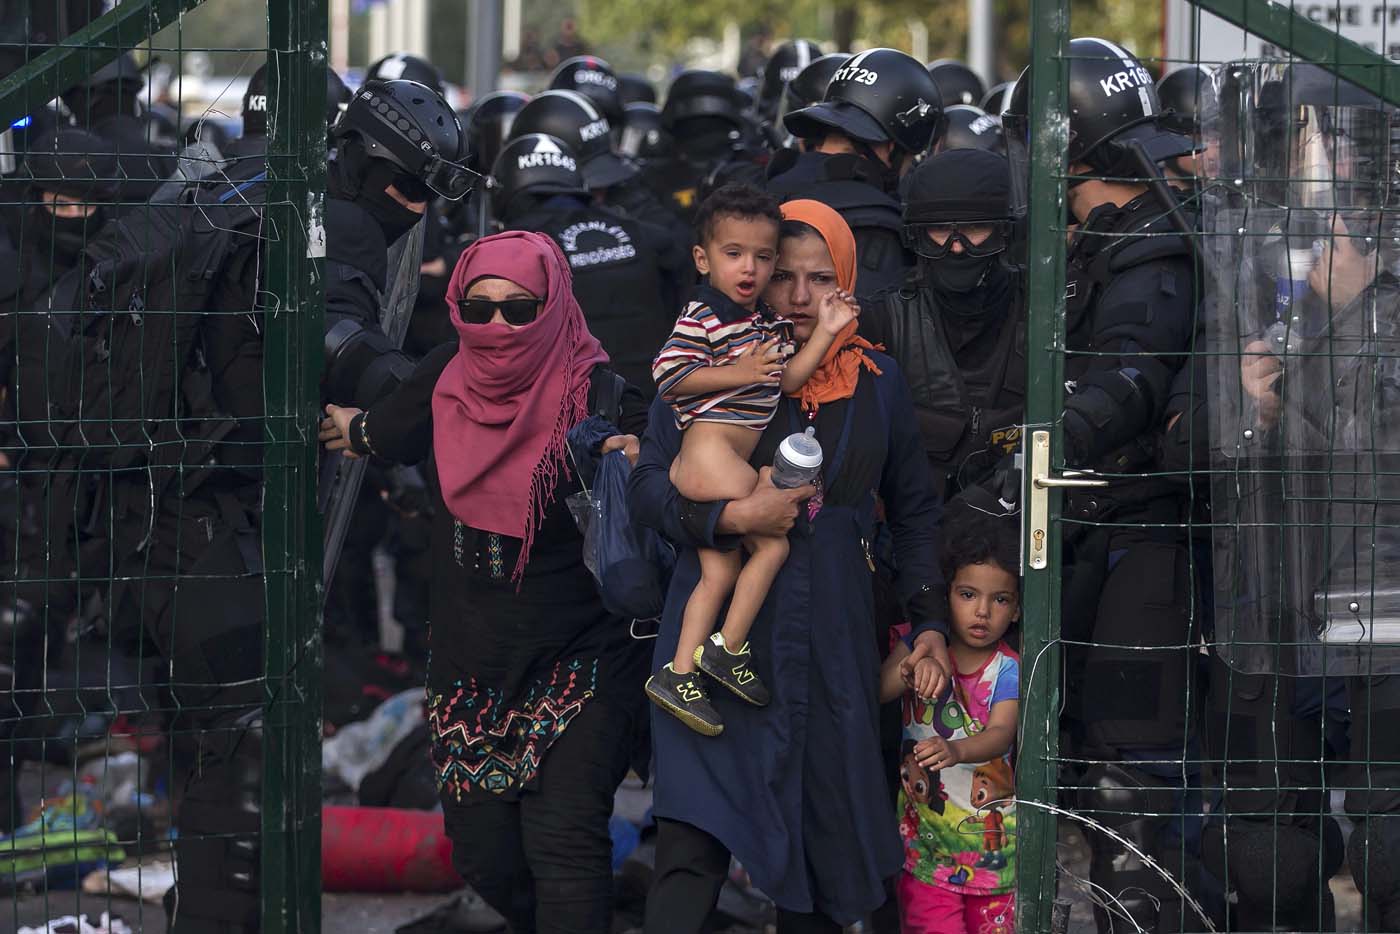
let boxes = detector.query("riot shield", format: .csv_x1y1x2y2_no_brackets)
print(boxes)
1202,60,1400,674
321,217,425,587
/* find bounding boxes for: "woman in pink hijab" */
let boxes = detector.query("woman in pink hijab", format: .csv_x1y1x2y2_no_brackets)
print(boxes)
322,230,650,933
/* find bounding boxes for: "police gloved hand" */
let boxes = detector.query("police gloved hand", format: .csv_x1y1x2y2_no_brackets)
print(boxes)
382,465,429,517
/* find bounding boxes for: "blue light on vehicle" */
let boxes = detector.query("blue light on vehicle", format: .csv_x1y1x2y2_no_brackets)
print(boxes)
9,116,30,129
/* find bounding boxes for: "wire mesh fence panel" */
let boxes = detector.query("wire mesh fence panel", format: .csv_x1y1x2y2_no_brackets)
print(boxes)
1018,0,1400,931
0,1,323,931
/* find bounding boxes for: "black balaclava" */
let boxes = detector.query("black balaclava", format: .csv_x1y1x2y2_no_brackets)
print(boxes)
905,148,1013,319
27,201,103,269
329,137,427,244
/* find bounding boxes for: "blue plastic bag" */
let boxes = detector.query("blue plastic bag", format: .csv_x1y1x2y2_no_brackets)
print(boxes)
566,417,675,621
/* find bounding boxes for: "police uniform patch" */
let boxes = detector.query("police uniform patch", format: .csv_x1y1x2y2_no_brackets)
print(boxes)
557,220,638,269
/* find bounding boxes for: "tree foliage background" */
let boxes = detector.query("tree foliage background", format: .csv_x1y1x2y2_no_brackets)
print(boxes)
144,0,1164,92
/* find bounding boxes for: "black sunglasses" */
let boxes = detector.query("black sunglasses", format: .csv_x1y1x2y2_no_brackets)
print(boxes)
458,297,543,326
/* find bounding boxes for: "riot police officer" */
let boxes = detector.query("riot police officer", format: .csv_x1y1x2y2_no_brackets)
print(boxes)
754,38,824,129
61,52,177,202
859,148,1023,502
323,78,473,409
366,51,446,96
642,70,764,222
321,79,474,655
773,52,849,149
491,133,684,395
508,89,685,246
618,72,657,106
620,101,672,164
1006,37,1204,934
770,48,945,293
926,59,986,108
1197,61,1397,931
549,55,626,130
448,89,530,239
0,129,119,831
1157,64,1217,182
930,104,1005,155
224,60,351,165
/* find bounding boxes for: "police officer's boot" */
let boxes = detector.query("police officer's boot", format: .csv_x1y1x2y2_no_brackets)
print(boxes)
166,709,262,933
1203,662,1341,931
1081,763,1209,934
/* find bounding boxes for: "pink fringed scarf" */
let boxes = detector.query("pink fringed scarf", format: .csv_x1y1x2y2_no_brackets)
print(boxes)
431,231,608,583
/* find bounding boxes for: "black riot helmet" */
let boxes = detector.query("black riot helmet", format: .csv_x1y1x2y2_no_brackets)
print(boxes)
758,39,824,118
333,79,476,200
662,70,748,135
549,55,624,127
927,59,986,108
1157,64,1216,137
620,102,672,161
618,73,657,106
242,62,270,137
1005,37,1195,178
510,89,636,190
464,90,529,175
935,104,1006,155
490,133,587,217
784,48,945,156
23,128,119,200
981,81,1014,115
241,61,350,139
776,52,848,133
366,52,446,96
61,51,144,123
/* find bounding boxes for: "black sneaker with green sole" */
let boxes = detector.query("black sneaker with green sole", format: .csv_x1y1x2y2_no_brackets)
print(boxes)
693,633,770,707
646,662,723,736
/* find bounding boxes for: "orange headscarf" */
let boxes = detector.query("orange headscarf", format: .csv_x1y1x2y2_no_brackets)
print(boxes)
778,199,883,415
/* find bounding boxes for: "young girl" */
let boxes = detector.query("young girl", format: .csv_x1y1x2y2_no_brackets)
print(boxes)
882,512,1021,934
646,183,858,737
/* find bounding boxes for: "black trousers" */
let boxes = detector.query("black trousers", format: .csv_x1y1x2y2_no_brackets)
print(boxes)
441,696,635,934
644,818,843,934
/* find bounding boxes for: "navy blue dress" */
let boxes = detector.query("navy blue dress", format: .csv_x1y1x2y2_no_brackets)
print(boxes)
628,353,948,924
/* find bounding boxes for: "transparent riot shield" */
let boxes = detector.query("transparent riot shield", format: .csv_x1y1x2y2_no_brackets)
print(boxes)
1202,60,1400,674
321,218,425,587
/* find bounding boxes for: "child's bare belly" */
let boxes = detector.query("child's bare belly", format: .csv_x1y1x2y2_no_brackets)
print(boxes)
671,420,766,502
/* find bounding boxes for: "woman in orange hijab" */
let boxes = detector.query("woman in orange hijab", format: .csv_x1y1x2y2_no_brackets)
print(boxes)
631,199,954,931
772,199,883,415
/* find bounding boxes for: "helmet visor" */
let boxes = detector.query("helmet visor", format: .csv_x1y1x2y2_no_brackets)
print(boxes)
424,155,481,201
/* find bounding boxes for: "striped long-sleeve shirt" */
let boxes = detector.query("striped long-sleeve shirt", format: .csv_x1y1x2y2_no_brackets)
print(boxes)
652,284,794,430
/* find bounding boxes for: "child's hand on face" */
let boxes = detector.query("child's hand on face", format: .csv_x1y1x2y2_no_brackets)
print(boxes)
732,337,786,385
915,735,961,770
817,288,860,337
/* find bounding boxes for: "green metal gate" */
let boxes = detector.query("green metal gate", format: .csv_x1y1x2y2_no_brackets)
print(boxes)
0,1,324,929
1017,0,1400,930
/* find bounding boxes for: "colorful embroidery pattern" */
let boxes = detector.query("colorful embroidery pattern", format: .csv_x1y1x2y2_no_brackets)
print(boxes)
429,657,599,798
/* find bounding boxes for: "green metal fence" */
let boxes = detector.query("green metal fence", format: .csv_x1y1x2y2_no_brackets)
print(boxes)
0,1,323,929
1018,0,1400,930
